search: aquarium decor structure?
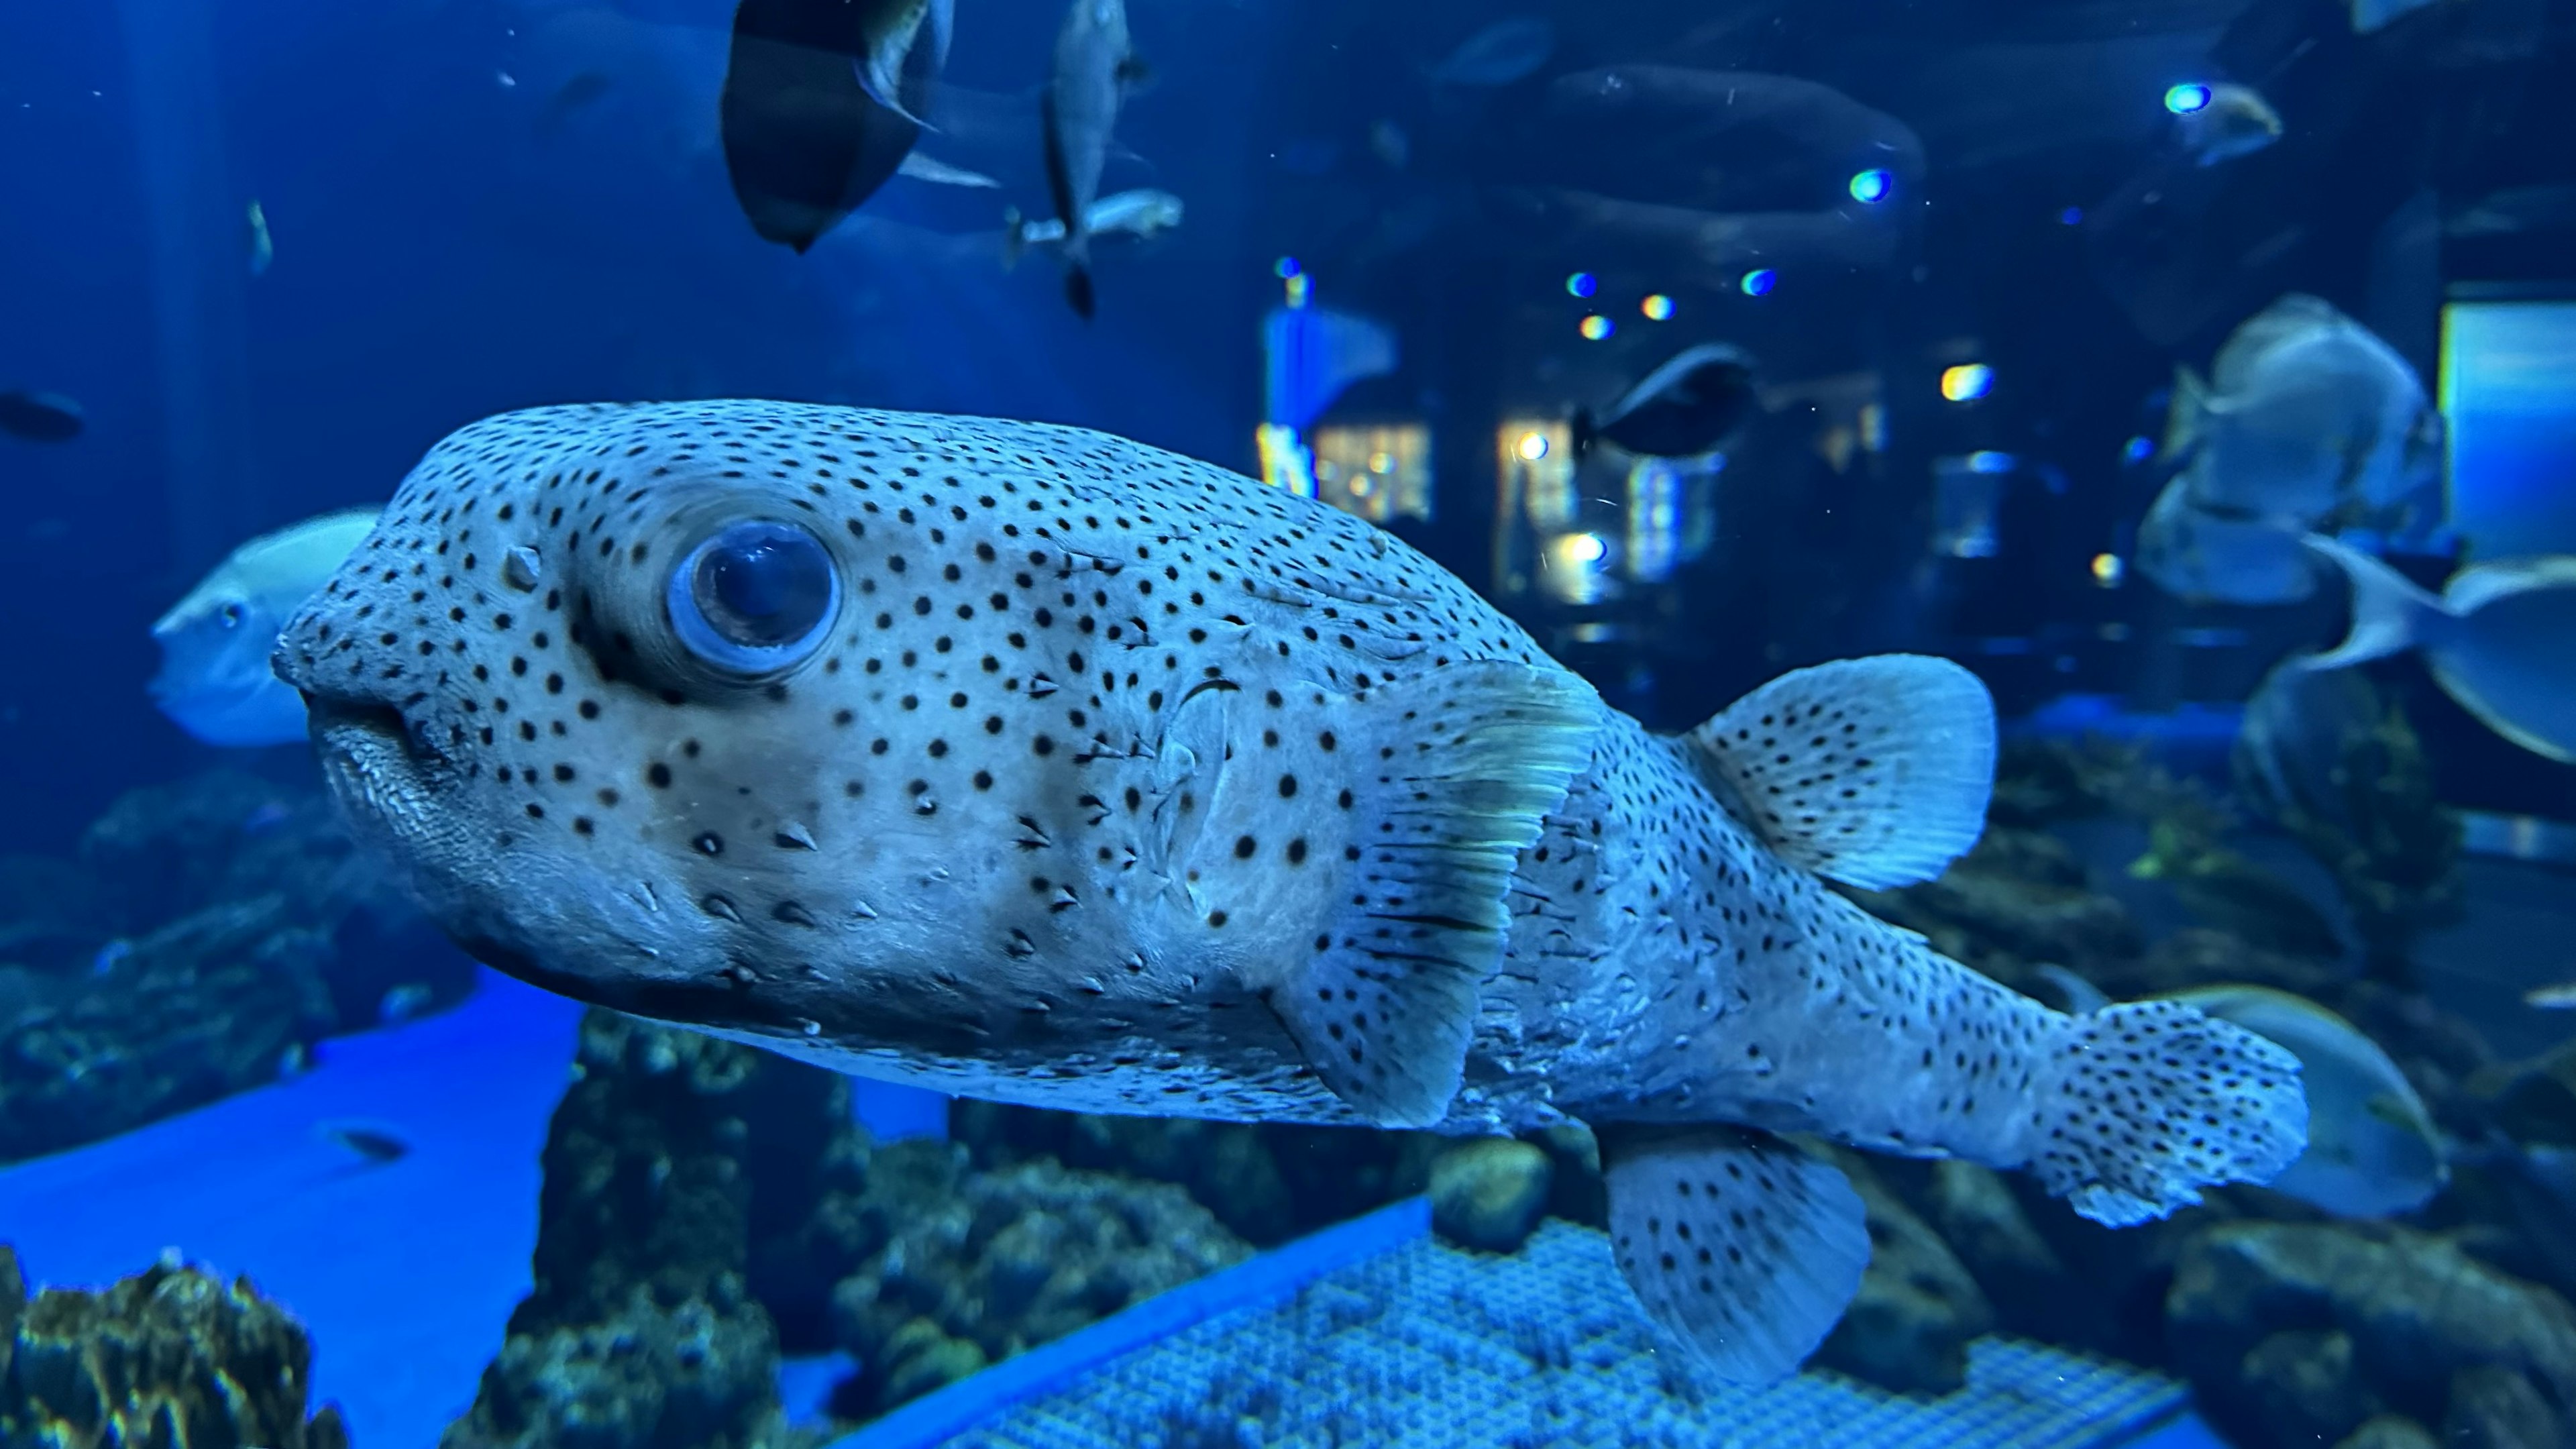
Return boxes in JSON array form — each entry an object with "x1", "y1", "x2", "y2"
[{"x1": 831, "y1": 1200, "x2": 2188, "y2": 1449}]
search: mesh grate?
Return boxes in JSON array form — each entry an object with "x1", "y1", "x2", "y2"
[{"x1": 842, "y1": 1210, "x2": 2184, "y2": 1449}]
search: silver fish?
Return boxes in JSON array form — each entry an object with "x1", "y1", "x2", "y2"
[
  {"x1": 152, "y1": 507, "x2": 380, "y2": 747},
  {"x1": 276, "y1": 401, "x2": 2308, "y2": 1386},
  {"x1": 1042, "y1": 0, "x2": 1145, "y2": 319},
  {"x1": 1002, "y1": 188, "x2": 1183, "y2": 270},
  {"x1": 2306, "y1": 537, "x2": 2576, "y2": 763}
]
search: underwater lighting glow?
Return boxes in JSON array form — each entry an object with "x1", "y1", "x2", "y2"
[
  {"x1": 1516, "y1": 431, "x2": 1550, "y2": 462},
  {"x1": 2059, "y1": 206, "x2": 2084, "y2": 225},
  {"x1": 1580, "y1": 315, "x2": 1614, "y2": 340},
  {"x1": 1739, "y1": 268, "x2": 1776, "y2": 297},
  {"x1": 1274, "y1": 256, "x2": 1302, "y2": 278},
  {"x1": 1940, "y1": 363, "x2": 1994, "y2": 402},
  {"x1": 2091, "y1": 552, "x2": 2125, "y2": 586},
  {"x1": 1966, "y1": 449, "x2": 2015, "y2": 474},
  {"x1": 2123, "y1": 435, "x2": 2156, "y2": 464},
  {"x1": 1564, "y1": 532, "x2": 1607, "y2": 564},
  {"x1": 2165, "y1": 83, "x2": 2212, "y2": 114},
  {"x1": 1849, "y1": 168, "x2": 1892, "y2": 203},
  {"x1": 1566, "y1": 272, "x2": 1597, "y2": 299},
  {"x1": 1641, "y1": 294, "x2": 1674, "y2": 321}
]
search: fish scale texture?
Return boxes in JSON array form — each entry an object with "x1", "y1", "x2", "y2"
[{"x1": 930, "y1": 1220, "x2": 2186, "y2": 1449}]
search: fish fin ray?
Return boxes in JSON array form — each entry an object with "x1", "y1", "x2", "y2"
[
  {"x1": 1267, "y1": 662, "x2": 1600, "y2": 1128},
  {"x1": 1684, "y1": 655, "x2": 1996, "y2": 891},
  {"x1": 2029, "y1": 1001, "x2": 2308, "y2": 1226},
  {"x1": 1600, "y1": 1123, "x2": 1870, "y2": 1386}
]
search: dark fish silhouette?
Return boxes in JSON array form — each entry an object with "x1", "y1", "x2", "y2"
[
  {"x1": 0, "y1": 390, "x2": 83, "y2": 443},
  {"x1": 720, "y1": 0, "x2": 953, "y2": 254},
  {"x1": 316, "y1": 1120, "x2": 411, "y2": 1164},
  {"x1": 1574, "y1": 343, "x2": 1760, "y2": 458}
]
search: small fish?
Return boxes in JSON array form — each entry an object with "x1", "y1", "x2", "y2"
[
  {"x1": 1001, "y1": 188, "x2": 1182, "y2": 270},
  {"x1": 245, "y1": 200, "x2": 274, "y2": 278},
  {"x1": 0, "y1": 390, "x2": 84, "y2": 443},
  {"x1": 1426, "y1": 16, "x2": 1555, "y2": 88},
  {"x1": 895, "y1": 151, "x2": 1000, "y2": 189},
  {"x1": 2304, "y1": 537, "x2": 2576, "y2": 763},
  {"x1": 316, "y1": 1120, "x2": 411, "y2": 1164},
  {"x1": 2039, "y1": 969, "x2": 2443, "y2": 1219},
  {"x1": 379, "y1": 981, "x2": 437, "y2": 1024},
  {"x1": 1574, "y1": 343, "x2": 1762, "y2": 459},
  {"x1": 279, "y1": 400, "x2": 2309, "y2": 1389},
  {"x1": 1042, "y1": 0, "x2": 1146, "y2": 318},
  {"x1": 2176, "y1": 83, "x2": 2284, "y2": 167},
  {"x1": 2527, "y1": 981, "x2": 2576, "y2": 1010},
  {"x1": 150, "y1": 508, "x2": 380, "y2": 748},
  {"x1": 721, "y1": 0, "x2": 953, "y2": 253},
  {"x1": 536, "y1": 69, "x2": 615, "y2": 138}
]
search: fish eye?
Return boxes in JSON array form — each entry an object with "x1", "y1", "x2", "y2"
[
  {"x1": 665, "y1": 519, "x2": 840, "y2": 675},
  {"x1": 219, "y1": 602, "x2": 245, "y2": 628}
]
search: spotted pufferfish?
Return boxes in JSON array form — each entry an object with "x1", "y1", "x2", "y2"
[{"x1": 276, "y1": 400, "x2": 2307, "y2": 1383}]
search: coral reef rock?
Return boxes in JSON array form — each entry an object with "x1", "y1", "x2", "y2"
[
  {"x1": 2169, "y1": 1222, "x2": 2576, "y2": 1449},
  {"x1": 1427, "y1": 1138, "x2": 1555, "y2": 1253},
  {"x1": 1816, "y1": 1154, "x2": 1996, "y2": 1395},
  {"x1": 0, "y1": 769, "x2": 472, "y2": 1166},
  {"x1": 443, "y1": 1010, "x2": 833, "y2": 1449},
  {"x1": 829, "y1": 1140, "x2": 1250, "y2": 1418},
  {"x1": 0, "y1": 1242, "x2": 350, "y2": 1449}
]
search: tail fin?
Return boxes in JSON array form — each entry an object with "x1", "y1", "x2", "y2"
[
  {"x1": 2303, "y1": 533, "x2": 2444, "y2": 670},
  {"x1": 2160, "y1": 365, "x2": 2210, "y2": 466},
  {"x1": 1001, "y1": 206, "x2": 1026, "y2": 271},
  {"x1": 1063, "y1": 237, "x2": 1095, "y2": 319},
  {"x1": 2029, "y1": 1001, "x2": 2308, "y2": 1227}
]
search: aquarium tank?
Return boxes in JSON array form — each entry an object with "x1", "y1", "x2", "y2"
[{"x1": 5, "y1": 0, "x2": 2576, "y2": 1446}]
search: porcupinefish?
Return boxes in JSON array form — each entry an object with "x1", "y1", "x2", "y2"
[{"x1": 274, "y1": 400, "x2": 2307, "y2": 1385}]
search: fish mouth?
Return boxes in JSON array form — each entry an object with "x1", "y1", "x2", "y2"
[{"x1": 302, "y1": 695, "x2": 450, "y2": 842}]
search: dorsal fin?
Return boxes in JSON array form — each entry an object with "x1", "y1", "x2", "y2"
[{"x1": 1684, "y1": 655, "x2": 1995, "y2": 891}]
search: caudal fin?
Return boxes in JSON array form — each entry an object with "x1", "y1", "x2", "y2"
[
  {"x1": 1065, "y1": 264, "x2": 1096, "y2": 319},
  {"x1": 2303, "y1": 533, "x2": 2443, "y2": 670},
  {"x1": 2028, "y1": 1000, "x2": 2308, "y2": 1227}
]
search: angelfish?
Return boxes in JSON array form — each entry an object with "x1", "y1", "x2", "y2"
[
  {"x1": 1042, "y1": 0, "x2": 1147, "y2": 318},
  {"x1": 276, "y1": 400, "x2": 2308, "y2": 1387}
]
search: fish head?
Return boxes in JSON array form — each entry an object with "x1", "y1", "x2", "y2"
[
  {"x1": 274, "y1": 400, "x2": 1167, "y2": 1058},
  {"x1": 150, "y1": 581, "x2": 309, "y2": 748}
]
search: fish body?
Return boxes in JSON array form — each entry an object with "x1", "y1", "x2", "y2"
[
  {"x1": 2528, "y1": 980, "x2": 2576, "y2": 1010},
  {"x1": 2306, "y1": 537, "x2": 2576, "y2": 763},
  {"x1": 245, "y1": 200, "x2": 275, "y2": 278},
  {"x1": 1002, "y1": 188, "x2": 1183, "y2": 268},
  {"x1": 152, "y1": 507, "x2": 380, "y2": 748},
  {"x1": 278, "y1": 400, "x2": 2306, "y2": 1385},
  {"x1": 2176, "y1": 83, "x2": 2284, "y2": 166},
  {"x1": 2140, "y1": 295, "x2": 2443, "y2": 605},
  {"x1": 1042, "y1": 0, "x2": 1141, "y2": 318},
  {"x1": 1575, "y1": 343, "x2": 1760, "y2": 459},
  {"x1": 1426, "y1": 17, "x2": 1556, "y2": 88},
  {"x1": 720, "y1": 0, "x2": 951, "y2": 252},
  {"x1": 317, "y1": 1120, "x2": 411, "y2": 1163},
  {"x1": 0, "y1": 390, "x2": 83, "y2": 443}
]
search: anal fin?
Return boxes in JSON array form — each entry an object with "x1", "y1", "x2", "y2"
[
  {"x1": 1684, "y1": 655, "x2": 1996, "y2": 891},
  {"x1": 1268, "y1": 661, "x2": 1599, "y2": 1129},
  {"x1": 1600, "y1": 1123, "x2": 1870, "y2": 1386}
]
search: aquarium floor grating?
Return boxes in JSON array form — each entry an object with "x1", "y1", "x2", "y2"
[{"x1": 838, "y1": 1203, "x2": 2186, "y2": 1449}]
